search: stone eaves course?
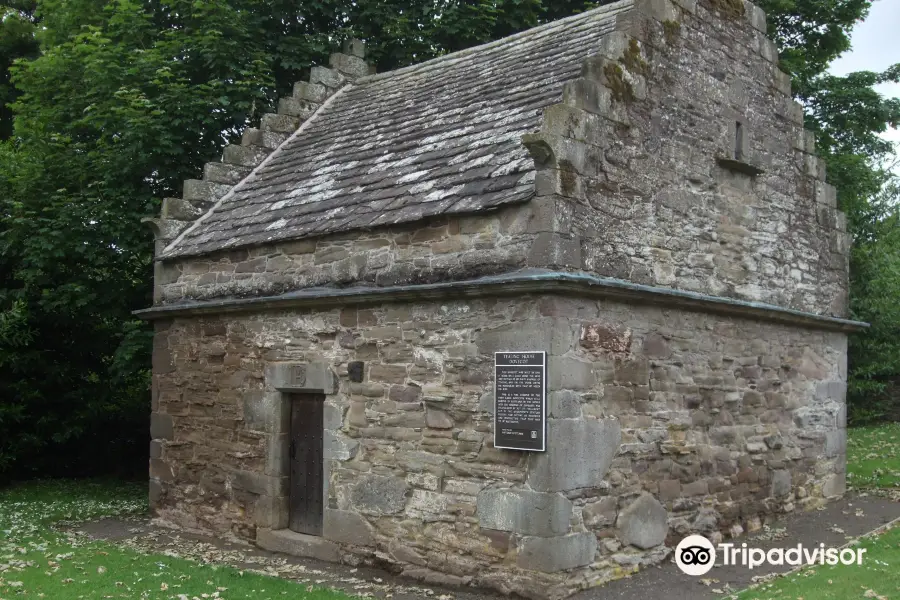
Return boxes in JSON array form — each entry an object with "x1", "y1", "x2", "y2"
[{"x1": 162, "y1": 1, "x2": 633, "y2": 258}]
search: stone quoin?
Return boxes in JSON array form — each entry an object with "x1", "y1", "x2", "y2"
[{"x1": 137, "y1": 0, "x2": 866, "y2": 598}]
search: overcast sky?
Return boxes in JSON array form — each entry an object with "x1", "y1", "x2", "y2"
[{"x1": 829, "y1": 0, "x2": 900, "y2": 150}]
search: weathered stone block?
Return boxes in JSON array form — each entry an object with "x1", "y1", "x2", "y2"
[
  {"x1": 825, "y1": 429, "x2": 846, "y2": 458},
  {"x1": 527, "y1": 418, "x2": 621, "y2": 492},
  {"x1": 350, "y1": 474, "x2": 409, "y2": 515},
  {"x1": 267, "y1": 362, "x2": 336, "y2": 393},
  {"x1": 425, "y1": 406, "x2": 454, "y2": 429},
  {"x1": 148, "y1": 479, "x2": 162, "y2": 506},
  {"x1": 161, "y1": 197, "x2": 203, "y2": 221},
  {"x1": 240, "y1": 128, "x2": 289, "y2": 150},
  {"x1": 293, "y1": 81, "x2": 329, "y2": 103},
  {"x1": 222, "y1": 144, "x2": 270, "y2": 167},
  {"x1": 822, "y1": 474, "x2": 846, "y2": 498},
  {"x1": 474, "y1": 318, "x2": 577, "y2": 357},
  {"x1": 253, "y1": 496, "x2": 289, "y2": 529},
  {"x1": 516, "y1": 532, "x2": 597, "y2": 573},
  {"x1": 548, "y1": 356, "x2": 596, "y2": 391},
  {"x1": 617, "y1": 493, "x2": 667, "y2": 549},
  {"x1": 150, "y1": 413, "x2": 174, "y2": 440},
  {"x1": 244, "y1": 391, "x2": 285, "y2": 433},
  {"x1": 342, "y1": 39, "x2": 366, "y2": 59},
  {"x1": 202, "y1": 161, "x2": 251, "y2": 184},
  {"x1": 582, "y1": 496, "x2": 617, "y2": 528},
  {"x1": 581, "y1": 322, "x2": 632, "y2": 354},
  {"x1": 477, "y1": 488, "x2": 572, "y2": 537},
  {"x1": 152, "y1": 337, "x2": 175, "y2": 374},
  {"x1": 771, "y1": 470, "x2": 792, "y2": 497},
  {"x1": 549, "y1": 390, "x2": 582, "y2": 418},
  {"x1": 329, "y1": 53, "x2": 371, "y2": 78},
  {"x1": 257, "y1": 527, "x2": 340, "y2": 562},
  {"x1": 277, "y1": 97, "x2": 319, "y2": 119},
  {"x1": 232, "y1": 470, "x2": 288, "y2": 497},
  {"x1": 325, "y1": 431, "x2": 358, "y2": 460},
  {"x1": 309, "y1": 66, "x2": 346, "y2": 89},
  {"x1": 323, "y1": 509, "x2": 374, "y2": 546},
  {"x1": 149, "y1": 458, "x2": 174, "y2": 482},
  {"x1": 260, "y1": 113, "x2": 301, "y2": 134},
  {"x1": 527, "y1": 232, "x2": 582, "y2": 268}
]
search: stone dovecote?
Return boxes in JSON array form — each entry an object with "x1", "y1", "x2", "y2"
[{"x1": 138, "y1": 1, "x2": 865, "y2": 598}]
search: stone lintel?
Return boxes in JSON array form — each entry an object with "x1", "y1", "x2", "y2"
[{"x1": 267, "y1": 361, "x2": 336, "y2": 393}]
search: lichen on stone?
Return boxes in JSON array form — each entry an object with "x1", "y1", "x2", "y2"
[
  {"x1": 709, "y1": 0, "x2": 745, "y2": 19},
  {"x1": 604, "y1": 62, "x2": 635, "y2": 103},
  {"x1": 622, "y1": 39, "x2": 649, "y2": 75},
  {"x1": 663, "y1": 20, "x2": 681, "y2": 45}
]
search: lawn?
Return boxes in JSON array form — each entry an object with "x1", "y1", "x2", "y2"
[
  {"x1": 736, "y1": 423, "x2": 900, "y2": 600},
  {"x1": 733, "y1": 524, "x2": 900, "y2": 600},
  {"x1": 847, "y1": 422, "x2": 900, "y2": 490},
  {"x1": 0, "y1": 480, "x2": 356, "y2": 600}
]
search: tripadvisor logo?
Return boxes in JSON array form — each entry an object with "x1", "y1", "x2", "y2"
[
  {"x1": 676, "y1": 535, "x2": 717, "y2": 576},
  {"x1": 675, "y1": 534, "x2": 867, "y2": 576}
]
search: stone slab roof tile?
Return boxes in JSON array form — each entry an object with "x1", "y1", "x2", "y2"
[{"x1": 163, "y1": 0, "x2": 632, "y2": 258}]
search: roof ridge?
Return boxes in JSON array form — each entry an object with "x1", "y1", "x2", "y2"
[
  {"x1": 161, "y1": 84, "x2": 355, "y2": 257},
  {"x1": 357, "y1": 0, "x2": 635, "y2": 85}
]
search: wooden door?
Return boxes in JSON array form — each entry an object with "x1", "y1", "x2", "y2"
[{"x1": 288, "y1": 394, "x2": 324, "y2": 535}]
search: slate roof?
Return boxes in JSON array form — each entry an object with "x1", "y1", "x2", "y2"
[{"x1": 163, "y1": 1, "x2": 632, "y2": 258}]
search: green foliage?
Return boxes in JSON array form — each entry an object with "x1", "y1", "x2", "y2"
[
  {"x1": 0, "y1": 0, "x2": 275, "y2": 479},
  {"x1": 757, "y1": 0, "x2": 871, "y2": 93},
  {"x1": 0, "y1": 1, "x2": 39, "y2": 139}
]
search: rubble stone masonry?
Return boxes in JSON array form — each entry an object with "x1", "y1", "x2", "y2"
[{"x1": 150, "y1": 294, "x2": 847, "y2": 598}]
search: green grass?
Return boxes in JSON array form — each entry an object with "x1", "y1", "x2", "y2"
[
  {"x1": 735, "y1": 423, "x2": 900, "y2": 599},
  {"x1": 734, "y1": 525, "x2": 900, "y2": 600},
  {"x1": 0, "y1": 480, "x2": 356, "y2": 600},
  {"x1": 847, "y1": 422, "x2": 900, "y2": 489}
]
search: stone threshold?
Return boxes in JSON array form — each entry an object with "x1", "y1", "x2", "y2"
[
  {"x1": 134, "y1": 268, "x2": 868, "y2": 333},
  {"x1": 256, "y1": 527, "x2": 341, "y2": 563}
]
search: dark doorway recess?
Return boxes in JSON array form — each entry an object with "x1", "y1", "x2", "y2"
[{"x1": 288, "y1": 394, "x2": 324, "y2": 535}]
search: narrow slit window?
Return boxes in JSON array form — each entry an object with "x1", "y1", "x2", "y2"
[{"x1": 734, "y1": 121, "x2": 744, "y2": 161}]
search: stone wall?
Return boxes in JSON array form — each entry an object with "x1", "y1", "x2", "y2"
[
  {"x1": 150, "y1": 292, "x2": 847, "y2": 598},
  {"x1": 522, "y1": 0, "x2": 850, "y2": 318},
  {"x1": 154, "y1": 206, "x2": 536, "y2": 305}
]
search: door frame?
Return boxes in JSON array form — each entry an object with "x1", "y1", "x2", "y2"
[{"x1": 257, "y1": 361, "x2": 346, "y2": 535}]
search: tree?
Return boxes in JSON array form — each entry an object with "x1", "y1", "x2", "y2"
[{"x1": 0, "y1": 1, "x2": 39, "y2": 140}]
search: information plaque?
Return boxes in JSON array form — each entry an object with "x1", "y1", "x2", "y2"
[{"x1": 493, "y1": 351, "x2": 547, "y2": 452}]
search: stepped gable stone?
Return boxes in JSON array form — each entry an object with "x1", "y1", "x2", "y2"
[{"x1": 160, "y1": 4, "x2": 630, "y2": 258}]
